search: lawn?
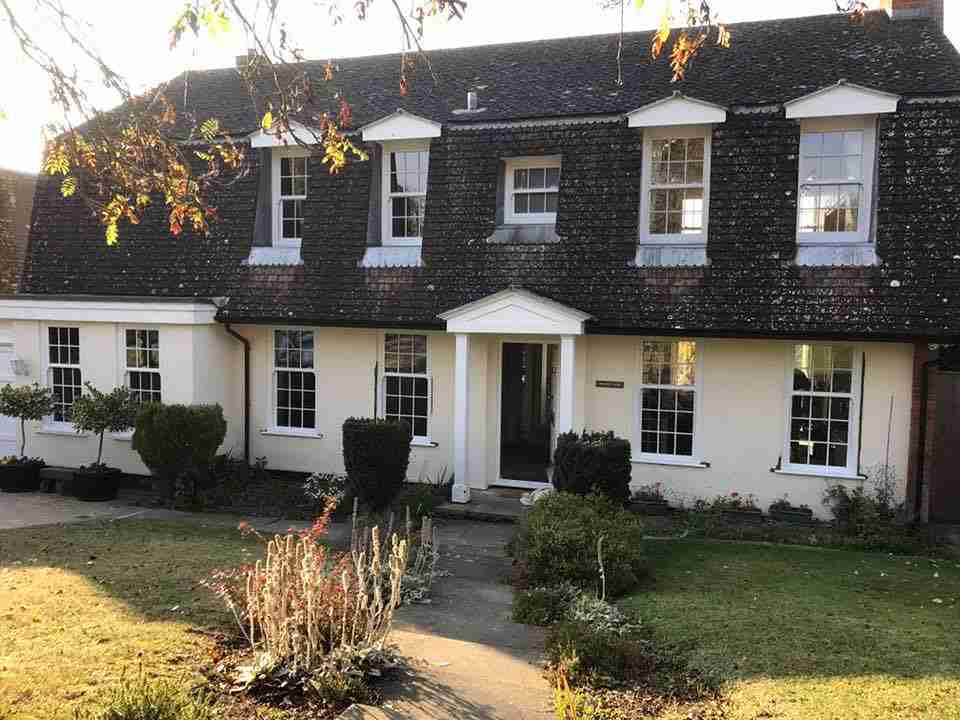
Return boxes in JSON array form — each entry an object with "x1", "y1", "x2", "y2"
[
  {"x1": 0, "y1": 519, "x2": 261, "y2": 720},
  {"x1": 624, "y1": 540, "x2": 960, "y2": 720}
]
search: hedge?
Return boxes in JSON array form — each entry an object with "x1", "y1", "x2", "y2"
[
  {"x1": 552, "y1": 430, "x2": 631, "y2": 504},
  {"x1": 342, "y1": 417, "x2": 412, "y2": 511}
]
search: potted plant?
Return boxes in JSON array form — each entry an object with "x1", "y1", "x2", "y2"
[
  {"x1": 65, "y1": 383, "x2": 138, "y2": 501},
  {"x1": 0, "y1": 383, "x2": 55, "y2": 492},
  {"x1": 630, "y1": 482, "x2": 670, "y2": 515},
  {"x1": 769, "y1": 496, "x2": 815, "y2": 524},
  {"x1": 713, "y1": 492, "x2": 764, "y2": 525}
]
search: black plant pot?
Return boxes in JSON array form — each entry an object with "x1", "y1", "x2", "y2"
[
  {"x1": 67, "y1": 467, "x2": 121, "y2": 502},
  {"x1": 0, "y1": 463, "x2": 42, "y2": 492}
]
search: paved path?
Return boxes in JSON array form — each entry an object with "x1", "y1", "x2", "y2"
[{"x1": 0, "y1": 493, "x2": 552, "y2": 719}]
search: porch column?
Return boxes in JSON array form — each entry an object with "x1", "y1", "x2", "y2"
[
  {"x1": 557, "y1": 335, "x2": 576, "y2": 434},
  {"x1": 452, "y1": 333, "x2": 471, "y2": 503}
]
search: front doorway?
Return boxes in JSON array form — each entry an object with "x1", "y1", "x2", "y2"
[{"x1": 499, "y1": 342, "x2": 558, "y2": 487}]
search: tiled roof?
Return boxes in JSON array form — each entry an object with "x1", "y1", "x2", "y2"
[
  {"x1": 18, "y1": 11, "x2": 960, "y2": 340},
  {"x1": 160, "y1": 11, "x2": 960, "y2": 134}
]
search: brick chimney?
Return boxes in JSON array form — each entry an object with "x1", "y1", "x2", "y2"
[{"x1": 879, "y1": 0, "x2": 944, "y2": 31}]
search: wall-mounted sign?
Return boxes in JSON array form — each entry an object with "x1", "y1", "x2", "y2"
[{"x1": 595, "y1": 380, "x2": 624, "y2": 389}]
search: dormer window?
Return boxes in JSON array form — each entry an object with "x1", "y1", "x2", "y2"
[
  {"x1": 639, "y1": 127, "x2": 711, "y2": 245},
  {"x1": 382, "y1": 141, "x2": 429, "y2": 245},
  {"x1": 796, "y1": 118, "x2": 875, "y2": 244},
  {"x1": 504, "y1": 157, "x2": 561, "y2": 224},
  {"x1": 272, "y1": 148, "x2": 308, "y2": 248}
]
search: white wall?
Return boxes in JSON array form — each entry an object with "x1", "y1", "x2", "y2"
[
  {"x1": 242, "y1": 325, "x2": 456, "y2": 481},
  {"x1": 9, "y1": 320, "x2": 242, "y2": 472},
  {"x1": 583, "y1": 336, "x2": 914, "y2": 517},
  {"x1": 4, "y1": 316, "x2": 916, "y2": 516}
]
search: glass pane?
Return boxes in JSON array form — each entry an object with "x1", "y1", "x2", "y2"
[
  {"x1": 545, "y1": 167, "x2": 560, "y2": 188},
  {"x1": 514, "y1": 168, "x2": 528, "y2": 189},
  {"x1": 800, "y1": 133, "x2": 823, "y2": 156},
  {"x1": 529, "y1": 193, "x2": 545, "y2": 213},
  {"x1": 545, "y1": 193, "x2": 558, "y2": 213},
  {"x1": 668, "y1": 162, "x2": 685, "y2": 184},
  {"x1": 790, "y1": 442, "x2": 809, "y2": 464},
  {"x1": 676, "y1": 412, "x2": 693, "y2": 434},
  {"x1": 829, "y1": 421, "x2": 848, "y2": 443},
  {"x1": 687, "y1": 138, "x2": 704, "y2": 160},
  {"x1": 676, "y1": 434, "x2": 693, "y2": 456},
  {"x1": 687, "y1": 161, "x2": 703, "y2": 183},
  {"x1": 833, "y1": 370, "x2": 852, "y2": 394},
  {"x1": 830, "y1": 397, "x2": 850, "y2": 420},
  {"x1": 514, "y1": 194, "x2": 528, "y2": 214},
  {"x1": 828, "y1": 443, "x2": 848, "y2": 467},
  {"x1": 822, "y1": 132, "x2": 844, "y2": 156},
  {"x1": 811, "y1": 442, "x2": 828, "y2": 466},
  {"x1": 641, "y1": 432, "x2": 658, "y2": 453}
]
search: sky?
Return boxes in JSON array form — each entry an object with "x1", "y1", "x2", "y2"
[{"x1": 1, "y1": 0, "x2": 958, "y2": 174}]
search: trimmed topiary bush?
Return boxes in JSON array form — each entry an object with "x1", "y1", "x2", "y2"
[
  {"x1": 132, "y1": 403, "x2": 227, "y2": 504},
  {"x1": 552, "y1": 430, "x2": 631, "y2": 504},
  {"x1": 512, "y1": 491, "x2": 647, "y2": 598},
  {"x1": 342, "y1": 417, "x2": 412, "y2": 511}
]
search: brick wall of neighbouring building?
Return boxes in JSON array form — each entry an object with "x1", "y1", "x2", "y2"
[{"x1": 0, "y1": 169, "x2": 37, "y2": 293}]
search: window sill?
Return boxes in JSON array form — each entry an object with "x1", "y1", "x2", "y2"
[
  {"x1": 411, "y1": 438, "x2": 439, "y2": 448},
  {"x1": 260, "y1": 428, "x2": 325, "y2": 439},
  {"x1": 632, "y1": 456, "x2": 709, "y2": 469},
  {"x1": 771, "y1": 467, "x2": 866, "y2": 481},
  {"x1": 485, "y1": 224, "x2": 559, "y2": 245},
  {"x1": 38, "y1": 425, "x2": 87, "y2": 437},
  {"x1": 111, "y1": 431, "x2": 134, "y2": 442},
  {"x1": 634, "y1": 245, "x2": 708, "y2": 268}
]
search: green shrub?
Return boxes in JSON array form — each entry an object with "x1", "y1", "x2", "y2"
[
  {"x1": 0, "y1": 383, "x2": 55, "y2": 458},
  {"x1": 546, "y1": 620, "x2": 658, "y2": 686},
  {"x1": 512, "y1": 582, "x2": 580, "y2": 626},
  {"x1": 342, "y1": 417, "x2": 412, "y2": 511},
  {"x1": 552, "y1": 431, "x2": 631, "y2": 504},
  {"x1": 73, "y1": 675, "x2": 215, "y2": 720},
  {"x1": 132, "y1": 403, "x2": 227, "y2": 504},
  {"x1": 513, "y1": 492, "x2": 646, "y2": 598}
]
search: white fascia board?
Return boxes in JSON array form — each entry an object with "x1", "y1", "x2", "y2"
[
  {"x1": 784, "y1": 81, "x2": 900, "y2": 119},
  {"x1": 249, "y1": 120, "x2": 322, "y2": 148},
  {"x1": 0, "y1": 298, "x2": 218, "y2": 325},
  {"x1": 439, "y1": 288, "x2": 592, "y2": 335},
  {"x1": 361, "y1": 109, "x2": 442, "y2": 142},
  {"x1": 626, "y1": 93, "x2": 727, "y2": 128}
]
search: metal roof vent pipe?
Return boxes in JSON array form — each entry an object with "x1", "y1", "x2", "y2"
[{"x1": 467, "y1": 91, "x2": 479, "y2": 111}]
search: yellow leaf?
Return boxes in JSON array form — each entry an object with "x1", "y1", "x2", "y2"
[
  {"x1": 105, "y1": 222, "x2": 119, "y2": 246},
  {"x1": 261, "y1": 111, "x2": 273, "y2": 131},
  {"x1": 60, "y1": 176, "x2": 77, "y2": 198}
]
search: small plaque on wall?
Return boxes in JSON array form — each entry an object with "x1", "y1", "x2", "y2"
[{"x1": 595, "y1": 380, "x2": 624, "y2": 389}]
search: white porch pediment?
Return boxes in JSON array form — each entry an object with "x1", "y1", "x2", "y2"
[
  {"x1": 438, "y1": 288, "x2": 592, "y2": 335},
  {"x1": 626, "y1": 92, "x2": 727, "y2": 128},
  {"x1": 360, "y1": 109, "x2": 442, "y2": 142},
  {"x1": 784, "y1": 80, "x2": 900, "y2": 119}
]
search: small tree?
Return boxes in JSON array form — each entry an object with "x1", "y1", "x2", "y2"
[
  {"x1": 0, "y1": 383, "x2": 55, "y2": 458},
  {"x1": 132, "y1": 403, "x2": 227, "y2": 504},
  {"x1": 70, "y1": 383, "x2": 139, "y2": 467}
]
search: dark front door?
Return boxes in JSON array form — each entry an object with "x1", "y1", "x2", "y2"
[{"x1": 500, "y1": 342, "x2": 553, "y2": 485}]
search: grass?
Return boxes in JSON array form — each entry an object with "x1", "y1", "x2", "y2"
[
  {"x1": 0, "y1": 519, "x2": 262, "y2": 720},
  {"x1": 623, "y1": 540, "x2": 960, "y2": 720}
]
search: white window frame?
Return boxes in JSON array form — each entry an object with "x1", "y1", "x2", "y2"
[
  {"x1": 380, "y1": 332, "x2": 433, "y2": 444},
  {"x1": 633, "y1": 338, "x2": 704, "y2": 465},
  {"x1": 271, "y1": 147, "x2": 309, "y2": 249},
  {"x1": 796, "y1": 116, "x2": 876, "y2": 245},
  {"x1": 123, "y1": 328, "x2": 162, "y2": 405},
  {"x1": 44, "y1": 325, "x2": 82, "y2": 430},
  {"x1": 504, "y1": 156, "x2": 562, "y2": 225},
  {"x1": 269, "y1": 328, "x2": 320, "y2": 436},
  {"x1": 639, "y1": 125, "x2": 712, "y2": 245},
  {"x1": 781, "y1": 343, "x2": 862, "y2": 478},
  {"x1": 381, "y1": 140, "x2": 430, "y2": 247}
]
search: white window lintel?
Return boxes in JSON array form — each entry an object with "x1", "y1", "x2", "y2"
[
  {"x1": 785, "y1": 80, "x2": 900, "y2": 120},
  {"x1": 626, "y1": 92, "x2": 727, "y2": 128},
  {"x1": 361, "y1": 109, "x2": 441, "y2": 142}
]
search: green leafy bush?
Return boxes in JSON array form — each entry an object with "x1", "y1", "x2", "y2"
[
  {"x1": 512, "y1": 582, "x2": 580, "y2": 626},
  {"x1": 342, "y1": 417, "x2": 411, "y2": 511},
  {"x1": 552, "y1": 431, "x2": 631, "y2": 504},
  {"x1": 71, "y1": 383, "x2": 139, "y2": 467},
  {"x1": 73, "y1": 674, "x2": 215, "y2": 720},
  {"x1": 513, "y1": 492, "x2": 646, "y2": 598},
  {"x1": 0, "y1": 383, "x2": 55, "y2": 458},
  {"x1": 546, "y1": 619, "x2": 659, "y2": 686},
  {"x1": 132, "y1": 403, "x2": 227, "y2": 503}
]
